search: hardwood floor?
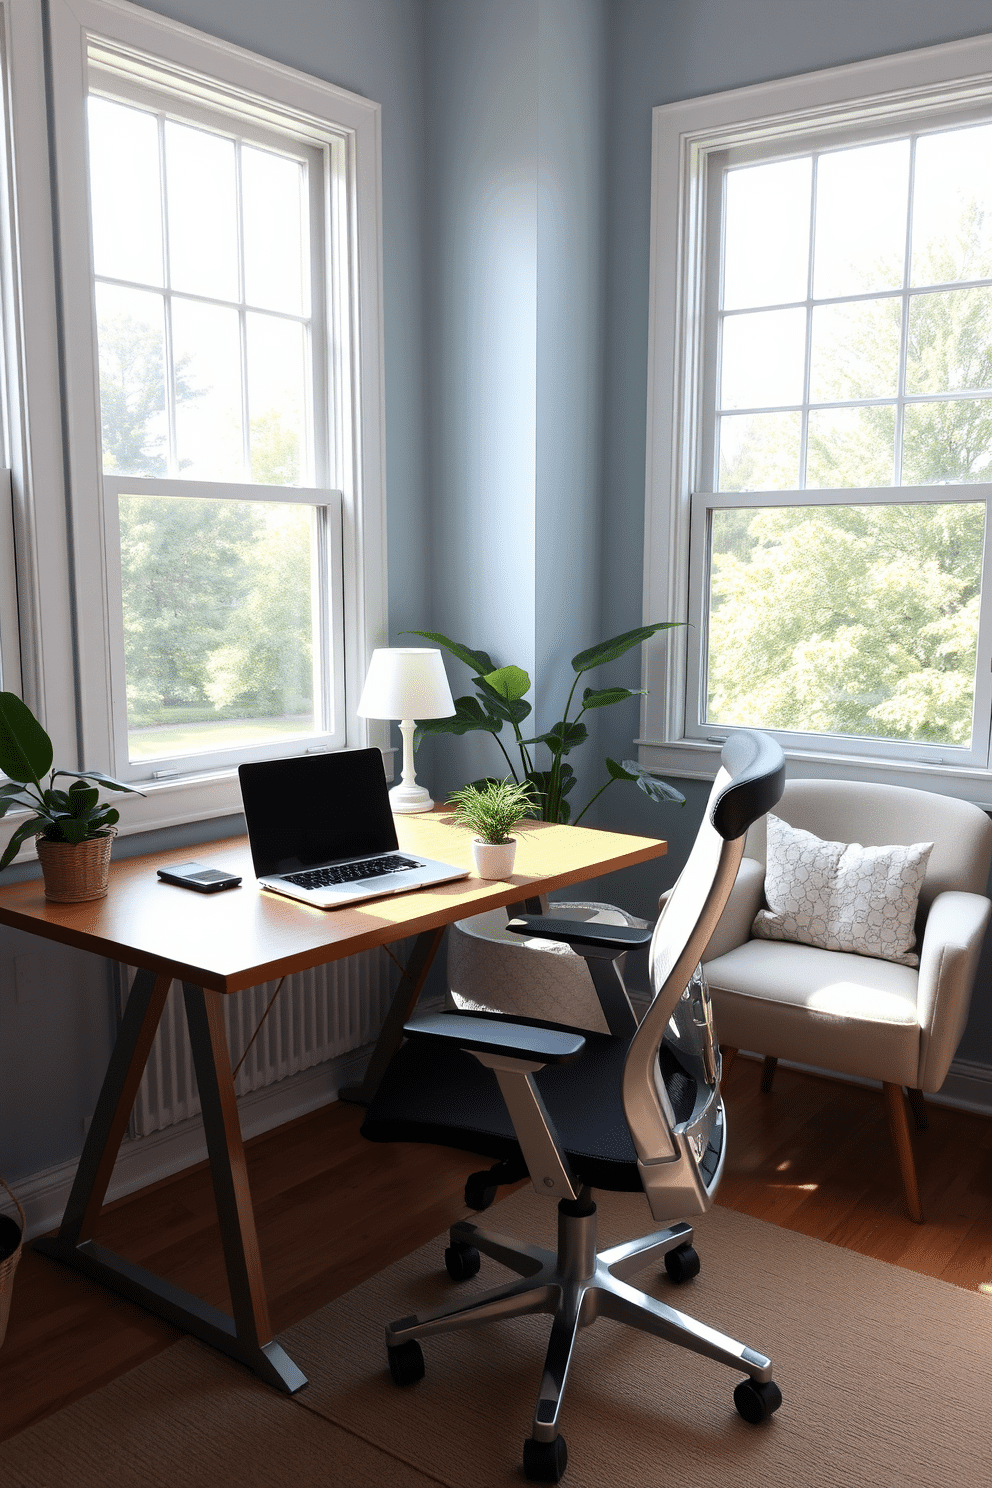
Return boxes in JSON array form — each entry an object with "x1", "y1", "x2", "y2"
[{"x1": 3, "y1": 1058, "x2": 992, "y2": 1443}]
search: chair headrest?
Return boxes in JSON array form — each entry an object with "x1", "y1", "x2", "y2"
[{"x1": 711, "y1": 730, "x2": 786, "y2": 841}]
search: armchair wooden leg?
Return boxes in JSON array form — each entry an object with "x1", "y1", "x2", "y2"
[
  {"x1": 719, "y1": 1046, "x2": 737, "y2": 1081},
  {"x1": 759, "y1": 1056, "x2": 778, "y2": 1093},
  {"x1": 907, "y1": 1087, "x2": 929, "y2": 1131},
  {"x1": 883, "y1": 1082, "x2": 924, "y2": 1224}
]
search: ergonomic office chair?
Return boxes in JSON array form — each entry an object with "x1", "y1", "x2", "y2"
[{"x1": 362, "y1": 730, "x2": 786, "y2": 1483}]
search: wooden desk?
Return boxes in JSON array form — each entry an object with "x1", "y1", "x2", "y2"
[{"x1": 0, "y1": 814, "x2": 665, "y2": 1392}]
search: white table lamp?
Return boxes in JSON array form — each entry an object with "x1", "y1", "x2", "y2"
[{"x1": 357, "y1": 648, "x2": 455, "y2": 813}]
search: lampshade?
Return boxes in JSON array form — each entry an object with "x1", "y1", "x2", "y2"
[{"x1": 357, "y1": 648, "x2": 454, "y2": 721}]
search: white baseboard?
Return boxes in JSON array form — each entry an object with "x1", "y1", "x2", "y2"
[
  {"x1": 735, "y1": 1051, "x2": 992, "y2": 1116},
  {"x1": 14, "y1": 1041, "x2": 374, "y2": 1241}
]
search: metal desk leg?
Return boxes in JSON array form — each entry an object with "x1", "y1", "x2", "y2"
[
  {"x1": 339, "y1": 925, "x2": 445, "y2": 1105},
  {"x1": 34, "y1": 967, "x2": 306, "y2": 1394}
]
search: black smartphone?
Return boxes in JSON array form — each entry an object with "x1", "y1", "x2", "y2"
[{"x1": 157, "y1": 861, "x2": 242, "y2": 893}]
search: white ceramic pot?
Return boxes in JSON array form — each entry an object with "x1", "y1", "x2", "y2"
[{"x1": 471, "y1": 837, "x2": 517, "y2": 880}]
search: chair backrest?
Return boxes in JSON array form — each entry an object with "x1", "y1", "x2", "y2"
[
  {"x1": 743, "y1": 778, "x2": 992, "y2": 919},
  {"x1": 622, "y1": 730, "x2": 785, "y2": 1166}
]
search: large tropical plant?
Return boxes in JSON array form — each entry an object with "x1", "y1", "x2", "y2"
[
  {"x1": 407, "y1": 624, "x2": 684, "y2": 824},
  {"x1": 0, "y1": 692, "x2": 142, "y2": 870}
]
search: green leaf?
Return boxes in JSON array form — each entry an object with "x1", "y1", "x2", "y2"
[
  {"x1": 472, "y1": 676, "x2": 532, "y2": 726},
  {"x1": 52, "y1": 769, "x2": 143, "y2": 795},
  {"x1": 68, "y1": 785, "x2": 100, "y2": 816},
  {"x1": 571, "y1": 621, "x2": 683, "y2": 675},
  {"x1": 413, "y1": 695, "x2": 502, "y2": 750},
  {"x1": 43, "y1": 789, "x2": 72, "y2": 812},
  {"x1": 401, "y1": 631, "x2": 495, "y2": 676},
  {"x1": 0, "y1": 789, "x2": 41, "y2": 818},
  {"x1": 481, "y1": 665, "x2": 531, "y2": 701},
  {"x1": 89, "y1": 807, "x2": 120, "y2": 830},
  {"x1": 546, "y1": 720, "x2": 587, "y2": 756},
  {"x1": 53, "y1": 814, "x2": 95, "y2": 844},
  {"x1": 524, "y1": 764, "x2": 576, "y2": 821},
  {"x1": 606, "y1": 756, "x2": 638, "y2": 781},
  {"x1": 620, "y1": 759, "x2": 686, "y2": 806},
  {"x1": 519, "y1": 722, "x2": 588, "y2": 755},
  {"x1": 581, "y1": 686, "x2": 646, "y2": 710},
  {"x1": 0, "y1": 691, "x2": 53, "y2": 784},
  {"x1": 0, "y1": 814, "x2": 47, "y2": 870}
]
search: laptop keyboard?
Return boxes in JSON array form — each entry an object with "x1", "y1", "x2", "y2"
[{"x1": 283, "y1": 855, "x2": 421, "y2": 890}]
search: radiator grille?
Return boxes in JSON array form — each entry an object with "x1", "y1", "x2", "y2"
[{"x1": 126, "y1": 947, "x2": 403, "y2": 1136}]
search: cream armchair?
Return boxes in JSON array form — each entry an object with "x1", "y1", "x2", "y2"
[{"x1": 704, "y1": 779, "x2": 992, "y2": 1223}]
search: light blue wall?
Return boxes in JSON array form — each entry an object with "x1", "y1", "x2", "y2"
[
  {"x1": 423, "y1": 0, "x2": 610, "y2": 803},
  {"x1": 422, "y1": 0, "x2": 539, "y2": 787}
]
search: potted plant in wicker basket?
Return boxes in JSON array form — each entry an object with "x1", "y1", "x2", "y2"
[
  {"x1": 447, "y1": 777, "x2": 537, "y2": 880},
  {"x1": 0, "y1": 691, "x2": 142, "y2": 901}
]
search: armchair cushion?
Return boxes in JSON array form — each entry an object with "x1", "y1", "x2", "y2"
[
  {"x1": 706, "y1": 940, "x2": 921, "y2": 1086},
  {"x1": 752, "y1": 814, "x2": 932, "y2": 966}
]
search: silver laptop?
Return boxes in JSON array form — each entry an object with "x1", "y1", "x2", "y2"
[{"x1": 238, "y1": 749, "x2": 468, "y2": 908}]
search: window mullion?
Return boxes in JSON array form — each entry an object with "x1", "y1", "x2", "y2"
[{"x1": 157, "y1": 113, "x2": 179, "y2": 479}]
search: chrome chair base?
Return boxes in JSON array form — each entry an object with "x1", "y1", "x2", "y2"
[{"x1": 385, "y1": 1193, "x2": 775, "y2": 1447}]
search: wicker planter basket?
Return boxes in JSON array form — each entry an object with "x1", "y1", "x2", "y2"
[
  {"x1": 36, "y1": 827, "x2": 117, "y2": 903},
  {"x1": 0, "y1": 1176, "x2": 25, "y2": 1352}
]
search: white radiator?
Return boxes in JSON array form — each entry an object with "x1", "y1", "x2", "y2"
[{"x1": 124, "y1": 948, "x2": 404, "y2": 1137}]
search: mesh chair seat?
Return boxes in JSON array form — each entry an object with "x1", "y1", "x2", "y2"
[{"x1": 363, "y1": 1012, "x2": 699, "y2": 1193}]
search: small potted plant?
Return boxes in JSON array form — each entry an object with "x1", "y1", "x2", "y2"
[
  {"x1": 0, "y1": 691, "x2": 142, "y2": 902},
  {"x1": 447, "y1": 777, "x2": 537, "y2": 880}
]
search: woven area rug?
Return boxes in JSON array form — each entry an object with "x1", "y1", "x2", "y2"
[{"x1": 7, "y1": 1189, "x2": 991, "y2": 1487}]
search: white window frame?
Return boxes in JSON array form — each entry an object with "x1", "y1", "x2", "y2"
[
  {"x1": 46, "y1": 0, "x2": 387, "y2": 833},
  {"x1": 0, "y1": 0, "x2": 77, "y2": 784},
  {"x1": 642, "y1": 30, "x2": 992, "y2": 803}
]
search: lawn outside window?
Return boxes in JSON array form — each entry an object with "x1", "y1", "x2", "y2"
[{"x1": 642, "y1": 31, "x2": 992, "y2": 800}]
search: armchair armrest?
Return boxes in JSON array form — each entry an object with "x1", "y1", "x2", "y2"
[
  {"x1": 506, "y1": 915, "x2": 653, "y2": 958},
  {"x1": 916, "y1": 890, "x2": 992, "y2": 1092},
  {"x1": 701, "y1": 856, "x2": 766, "y2": 965},
  {"x1": 403, "y1": 1012, "x2": 586, "y2": 1065}
]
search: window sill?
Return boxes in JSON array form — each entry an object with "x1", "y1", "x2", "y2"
[{"x1": 636, "y1": 736, "x2": 992, "y2": 811}]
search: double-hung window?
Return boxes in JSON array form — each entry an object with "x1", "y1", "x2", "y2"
[
  {"x1": 643, "y1": 33, "x2": 992, "y2": 795},
  {"x1": 47, "y1": 0, "x2": 385, "y2": 822}
]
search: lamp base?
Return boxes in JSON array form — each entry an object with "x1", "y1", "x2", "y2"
[{"x1": 389, "y1": 781, "x2": 435, "y2": 814}]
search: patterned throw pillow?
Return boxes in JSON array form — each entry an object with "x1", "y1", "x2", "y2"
[{"x1": 752, "y1": 814, "x2": 933, "y2": 966}]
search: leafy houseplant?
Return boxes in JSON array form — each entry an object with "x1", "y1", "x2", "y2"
[
  {"x1": 0, "y1": 691, "x2": 142, "y2": 899},
  {"x1": 447, "y1": 778, "x2": 537, "y2": 880},
  {"x1": 408, "y1": 624, "x2": 685, "y2": 824}
]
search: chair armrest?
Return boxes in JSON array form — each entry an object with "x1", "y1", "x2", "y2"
[
  {"x1": 403, "y1": 1012, "x2": 586, "y2": 1065},
  {"x1": 916, "y1": 890, "x2": 992, "y2": 1091},
  {"x1": 701, "y1": 856, "x2": 766, "y2": 964},
  {"x1": 506, "y1": 915, "x2": 653, "y2": 958}
]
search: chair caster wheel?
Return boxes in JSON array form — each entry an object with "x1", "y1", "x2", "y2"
[
  {"x1": 445, "y1": 1242, "x2": 481, "y2": 1281},
  {"x1": 387, "y1": 1339, "x2": 425, "y2": 1387},
  {"x1": 464, "y1": 1171, "x2": 498, "y2": 1211},
  {"x1": 663, "y1": 1243, "x2": 700, "y2": 1284},
  {"x1": 523, "y1": 1433, "x2": 567, "y2": 1482},
  {"x1": 733, "y1": 1377, "x2": 782, "y2": 1423}
]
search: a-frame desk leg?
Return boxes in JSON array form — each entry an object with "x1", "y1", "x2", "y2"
[{"x1": 33, "y1": 966, "x2": 306, "y2": 1393}]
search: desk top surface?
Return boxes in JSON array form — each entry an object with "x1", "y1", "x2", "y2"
[{"x1": 0, "y1": 813, "x2": 666, "y2": 992}]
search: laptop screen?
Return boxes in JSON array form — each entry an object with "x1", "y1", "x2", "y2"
[{"x1": 239, "y1": 749, "x2": 400, "y2": 876}]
